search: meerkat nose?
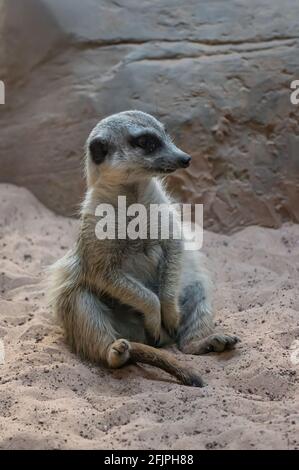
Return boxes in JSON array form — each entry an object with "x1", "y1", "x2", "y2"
[{"x1": 178, "y1": 154, "x2": 192, "y2": 168}]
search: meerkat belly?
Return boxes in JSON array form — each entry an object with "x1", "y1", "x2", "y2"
[
  {"x1": 121, "y1": 243, "x2": 162, "y2": 294},
  {"x1": 101, "y1": 244, "x2": 163, "y2": 344}
]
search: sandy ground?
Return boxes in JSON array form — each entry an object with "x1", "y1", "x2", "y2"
[{"x1": 0, "y1": 183, "x2": 298, "y2": 450}]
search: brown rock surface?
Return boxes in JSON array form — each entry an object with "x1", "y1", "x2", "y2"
[{"x1": 0, "y1": 0, "x2": 299, "y2": 232}]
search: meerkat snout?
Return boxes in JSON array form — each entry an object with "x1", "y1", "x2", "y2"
[{"x1": 174, "y1": 152, "x2": 192, "y2": 168}]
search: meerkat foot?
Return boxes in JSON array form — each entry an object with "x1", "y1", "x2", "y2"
[
  {"x1": 107, "y1": 339, "x2": 131, "y2": 368},
  {"x1": 181, "y1": 333, "x2": 240, "y2": 355}
]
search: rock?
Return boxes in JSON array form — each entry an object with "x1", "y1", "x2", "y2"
[{"x1": 0, "y1": 0, "x2": 298, "y2": 232}]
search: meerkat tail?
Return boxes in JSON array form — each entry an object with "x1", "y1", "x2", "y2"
[{"x1": 129, "y1": 342, "x2": 204, "y2": 387}]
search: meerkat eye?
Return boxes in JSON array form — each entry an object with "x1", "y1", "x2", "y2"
[
  {"x1": 89, "y1": 137, "x2": 108, "y2": 165},
  {"x1": 131, "y1": 133, "x2": 161, "y2": 153}
]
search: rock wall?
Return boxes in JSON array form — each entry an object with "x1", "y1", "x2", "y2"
[{"x1": 0, "y1": 0, "x2": 299, "y2": 232}]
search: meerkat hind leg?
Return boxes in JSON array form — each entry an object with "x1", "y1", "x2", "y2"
[
  {"x1": 181, "y1": 333, "x2": 240, "y2": 355},
  {"x1": 178, "y1": 281, "x2": 240, "y2": 355},
  {"x1": 107, "y1": 339, "x2": 131, "y2": 368}
]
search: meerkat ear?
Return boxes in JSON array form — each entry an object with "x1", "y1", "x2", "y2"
[{"x1": 89, "y1": 137, "x2": 109, "y2": 165}]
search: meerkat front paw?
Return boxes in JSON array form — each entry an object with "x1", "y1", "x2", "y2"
[
  {"x1": 144, "y1": 312, "x2": 161, "y2": 345},
  {"x1": 107, "y1": 339, "x2": 131, "y2": 368},
  {"x1": 161, "y1": 300, "x2": 180, "y2": 339}
]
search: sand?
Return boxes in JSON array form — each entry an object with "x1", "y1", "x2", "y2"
[{"x1": 0, "y1": 183, "x2": 298, "y2": 450}]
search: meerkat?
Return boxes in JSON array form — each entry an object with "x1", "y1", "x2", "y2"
[{"x1": 49, "y1": 110, "x2": 239, "y2": 387}]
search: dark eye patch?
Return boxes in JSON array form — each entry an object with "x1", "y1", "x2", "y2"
[
  {"x1": 89, "y1": 137, "x2": 108, "y2": 165},
  {"x1": 130, "y1": 133, "x2": 162, "y2": 153}
]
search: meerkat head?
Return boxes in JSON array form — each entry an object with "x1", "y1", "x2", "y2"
[{"x1": 85, "y1": 110, "x2": 191, "y2": 186}]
